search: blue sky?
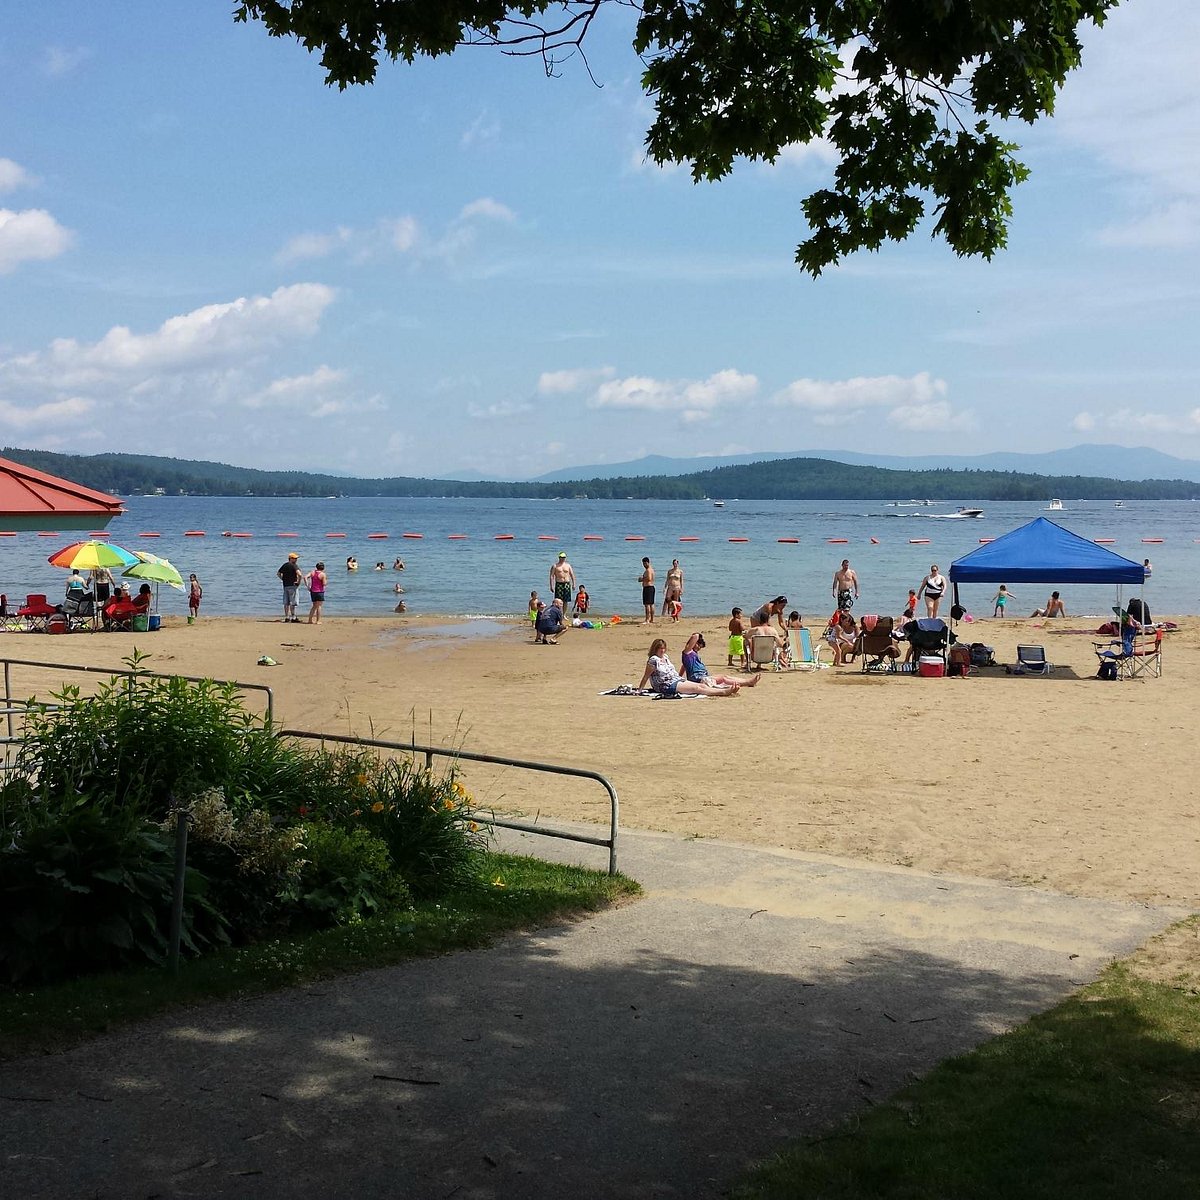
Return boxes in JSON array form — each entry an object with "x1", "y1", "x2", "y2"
[{"x1": 1, "y1": 1, "x2": 1198, "y2": 479}]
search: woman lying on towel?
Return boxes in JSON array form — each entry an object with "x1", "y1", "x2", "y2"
[
  {"x1": 680, "y1": 633, "x2": 760, "y2": 689},
  {"x1": 638, "y1": 638, "x2": 744, "y2": 697}
]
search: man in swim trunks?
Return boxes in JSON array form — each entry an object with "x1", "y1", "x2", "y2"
[
  {"x1": 639, "y1": 557, "x2": 655, "y2": 624},
  {"x1": 277, "y1": 552, "x2": 302, "y2": 623},
  {"x1": 662, "y1": 558, "x2": 684, "y2": 617},
  {"x1": 550, "y1": 551, "x2": 576, "y2": 608},
  {"x1": 832, "y1": 559, "x2": 859, "y2": 611}
]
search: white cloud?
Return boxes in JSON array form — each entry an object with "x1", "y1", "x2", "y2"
[
  {"x1": 0, "y1": 159, "x2": 34, "y2": 193},
  {"x1": 773, "y1": 371, "x2": 946, "y2": 412},
  {"x1": 1076, "y1": 407, "x2": 1200, "y2": 436},
  {"x1": 888, "y1": 400, "x2": 974, "y2": 433},
  {"x1": 43, "y1": 45, "x2": 91, "y2": 78},
  {"x1": 461, "y1": 110, "x2": 501, "y2": 148},
  {"x1": 1053, "y1": 1, "x2": 1200, "y2": 243},
  {"x1": 0, "y1": 208, "x2": 74, "y2": 273},
  {"x1": 1072, "y1": 411, "x2": 1096, "y2": 432},
  {"x1": 537, "y1": 366, "x2": 615, "y2": 395},
  {"x1": 0, "y1": 284, "x2": 335, "y2": 402},
  {"x1": 276, "y1": 227, "x2": 354, "y2": 263},
  {"x1": 459, "y1": 198, "x2": 515, "y2": 223},
  {"x1": 590, "y1": 369, "x2": 758, "y2": 420},
  {"x1": 0, "y1": 396, "x2": 93, "y2": 429},
  {"x1": 243, "y1": 365, "x2": 345, "y2": 409},
  {"x1": 467, "y1": 398, "x2": 533, "y2": 420}
]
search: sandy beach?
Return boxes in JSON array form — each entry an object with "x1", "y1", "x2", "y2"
[{"x1": 6, "y1": 610, "x2": 1197, "y2": 912}]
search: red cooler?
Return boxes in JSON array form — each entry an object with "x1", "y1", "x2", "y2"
[{"x1": 918, "y1": 655, "x2": 945, "y2": 678}]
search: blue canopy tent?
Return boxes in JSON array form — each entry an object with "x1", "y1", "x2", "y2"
[{"x1": 949, "y1": 517, "x2": 1146, "y2": 618}]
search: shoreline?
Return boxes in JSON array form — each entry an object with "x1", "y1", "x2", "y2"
[{"x1": 5, "y1": 614, "x2": 1198, "y2": 910}]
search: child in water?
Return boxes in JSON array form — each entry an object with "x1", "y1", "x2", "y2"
[
  {"x1": 991, "y1": 584, "x2": 1014, "y2": 617},
  {"x1": 573, "y1": 586, "x2": 590, "y2": 616}
]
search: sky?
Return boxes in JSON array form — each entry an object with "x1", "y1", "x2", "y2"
[{"x1": 1, "y1": 1, "x2": 1199, "y2": 480}]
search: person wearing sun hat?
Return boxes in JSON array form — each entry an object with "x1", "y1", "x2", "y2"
[
  {"x1": 549, "y1": 549, "x2": 576, "y2": 609},
  {"x1": 277, "y1": 551, "x2": 303, "y2": 622}
]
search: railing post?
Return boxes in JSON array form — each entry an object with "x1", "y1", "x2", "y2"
[
  {"x1": 3, "y1": 660, "x2": 11, "y2": 743},
  {"x1": 168, "y1": 805, "x2": 192, "y2": 976}
]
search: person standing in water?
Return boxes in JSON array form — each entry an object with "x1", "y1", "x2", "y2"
[
  {"x1": 639, "y1": 557, "x2": 656, "y2": 624},
  {"x1": 550, "y1": 551, "x2": 576, "y2": 610}
]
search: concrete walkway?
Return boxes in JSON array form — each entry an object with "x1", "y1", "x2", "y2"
[{"x1": 1, "y1": 826, "x2": 1185, "y2": 1199}]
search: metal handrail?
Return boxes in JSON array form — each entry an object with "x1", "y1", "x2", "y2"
[
  {"x1": 278, "y1": 729, "x2": 620, "y2": 875},
  {"x1": 0, "y1": 657, "x2": 274, "y2": 745}
]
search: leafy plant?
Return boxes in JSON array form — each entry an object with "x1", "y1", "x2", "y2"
[
  {"x1": 296, "y1": 822, "x2": 411, "y2": 926},
  {"x1": 0, "y1": 808, "x2": 227, "y2": 986}
]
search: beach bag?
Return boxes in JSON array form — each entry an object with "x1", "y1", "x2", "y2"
[
  {"x1": 1097, "y1": 661, "x2": 1118, "y2": 681},
  {"x1": 947, "y1": 644, "x2": 971, "y2": 677},
  {"x1": 969, "y1": 642, "x2": 995, "y2": 667}
]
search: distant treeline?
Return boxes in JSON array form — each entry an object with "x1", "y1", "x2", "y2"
[{"x1": 6, "y1": 447, "x2": 1200, "y2": 502}]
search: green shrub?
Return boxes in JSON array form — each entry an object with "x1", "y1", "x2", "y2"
[
  {"x1": 0, "y1": 808, "x2": 227, "y2": 986},
  {"x1": 12, "y1": 653, "x2": 306, "y2": 824},
  {"x1": 296, "y1": 823, "x2": 411, "y2": 927},
  {"x1": 181, "y1": 791, "x2": 304, "y2": 942}
]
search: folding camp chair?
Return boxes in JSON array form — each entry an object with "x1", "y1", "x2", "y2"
[
  {"x1": 787, "y1": 627, "x2": 826, "y2": 671},
  {"x1": 1015, "y1": 645, "x2": 1053, "y2": 675},
  {"x1": 1093, "y1": 628, "x2": 1162, "y2": 680},
  {"x1": 748, "y1": 633, "x2": 780, "y2": 671},
  {"x1": 17, "y1": 593, "x2": 57, "y2": 632},
  {"x1": 857, "y1": 616, "x2": 899, "y2": 673}
]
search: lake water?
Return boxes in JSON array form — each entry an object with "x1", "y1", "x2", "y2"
[{"x1": 3, "y1": 496, "x2": 1195, "y2": 618}]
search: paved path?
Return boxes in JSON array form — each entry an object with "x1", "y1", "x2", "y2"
[{"x1": 1, "y1": 827, "x2": 1185, "y2": 1199}]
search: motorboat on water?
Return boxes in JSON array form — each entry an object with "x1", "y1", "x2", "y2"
[
  {"x1": 1046, "y1": 498, "x2": 1063, "y2": 511},
  {"x1": 1114, "y1": 500, "x2": 1125, "y2": 508},
  {"x1": 957, "y1": 507, "x2": 984, "y2": 518},
  {"x1": 712, "y1": 500, "x2": 725, "y2": 508}
]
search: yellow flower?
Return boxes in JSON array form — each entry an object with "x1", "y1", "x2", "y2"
[
  {"x1": 355, "y1": 774, "x2": 369, "y2": 787},
  {"x1": 371, "y1": 801, "x2": 385, "y2": 813},
  {"x1": 468, "y1": 821, "x2": 479, "y2": 832},
  {"x1": 442, "y1": 797, "x2": 454, "y2": 810},
  {"x1": 492, "y1": 876, "x2": 506, "y2": 889}
]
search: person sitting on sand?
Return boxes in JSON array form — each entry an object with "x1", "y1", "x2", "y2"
[
  {"x1": 1030, "y1": 591, "x2": 1066, "y2": 618},
  {"x1": 825, "y1": 610, "x2": 858, "y2": 666},
  {"x1": 535, "y1": 597, "x2": 567, "y2": 644},
  {"x1": 747, "y1": 610, "x2": 788, "y2": 668},
  {"x1": 681, "y1": 632, "x2": 759, "y2": 689},
  {"x1": 638, "y1": 638, "x2": 741, "y2": 697}
]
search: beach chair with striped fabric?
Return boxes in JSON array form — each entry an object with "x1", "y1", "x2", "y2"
[{"x1": 787, "y1": 627, "x2": 826, "y2": 670}]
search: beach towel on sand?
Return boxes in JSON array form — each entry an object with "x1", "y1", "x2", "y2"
[{"x1": 599, "y1": 686, "x2": 703, "y2": 699}]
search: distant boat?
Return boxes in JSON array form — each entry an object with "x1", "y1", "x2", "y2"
[
  {"x1": 713, "y1": 500, "x2": 725, "y2": 508},
  {"x1": 1114, "y1": 500, "x2": 1125, "y2": 508},
  {"x1": 1046, "y1": 498, "x2": 1063, "y2": 511},
  {"x1": 957, "y1": 507, "x2": 984, "y2": 518}
]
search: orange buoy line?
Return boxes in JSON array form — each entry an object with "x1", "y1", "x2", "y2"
[
  {"x1": 0, "y1": 532, "x2": 15, "y2": 537},
  {"x1": 139, "y1": 532, "x2": 161, "y2": 537},
  {"x1": 185, "y1": 530, "x2": 206, "y2": 537},
  {"x1": 728, "y1": 537, "x2": 749, "y2": 543},
  {"x1": 625, "y1": 535, "x2": 645, "y2": 541},
  {"x1": 231, "y1": 532, "x2": 253, "y2": 538},
  {"x1": 1142, "y1": 537, "x2": 1164, "y2": 543},
  {"x1": 537, "y1": 535, "x2": 558, "y2": 541},
  {"x1": 494, "y1": 534, "x2": 515, "y2": 540},
  {"x1": 402, "y1": 532, "x2": 423, "y2": 539},
  {"x1": 37, "y1": 531, "x2": 58, "y2": 537},
  {"x1": 909, "y1": 538, "x2": 931, "y2": 544},
  {"x1": 367, "y1": 533, "x2": 389, "y2": 540},
  {"x1": 276, "y1": 532, "x2": 299, "y2": 538},
  {"x1": 979, "y1": 538, "x2": 994, "y2": 544},
  {"x1": 679, "y1": 536, "x2": 700, "y2": 542},
  {"x1": 583, "y1": 535, "x2": 604, "y2": 541},
  {"x1": 448, "y1": 534, "x2": 468, "y2": 540},
  {"x1": 869, "y1": 537, "x2": 880, "y2": 544},
  {"x1": 826, "y1": 538, "x2": 848, "y2": 544},
  {"x1": 1094, "y1": 538, "x2": 1115, "y2": 544},
  {"x1": 325, "y1": 532, "x2": 346, "y2": 538},
  {"x1": 777, "y1": 537, "x2": 799, "y2": 544}
]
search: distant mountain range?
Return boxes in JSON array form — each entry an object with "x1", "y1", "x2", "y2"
[
  {"x1": 5, "y1": 446, "x2": 1200, "y2": 503},
  {"x1": 528, "y1": 445, "x2": 1200, "y2": 484}
]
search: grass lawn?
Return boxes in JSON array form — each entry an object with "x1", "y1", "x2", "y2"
[
  {"x1": 736, "y1": 918, "x2": 1200, "y2": 1200},
  {"x1": 0, "y1": 852, "x2": 638, "y2": 1062}
]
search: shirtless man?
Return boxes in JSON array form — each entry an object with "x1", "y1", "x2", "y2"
[
  {"x1": 832, "y1": 559, "x2": 859, "y2": 611},
  {"x1": 549, "y1": 551, "x2": 576, "y2": 609},
  {"x1": 1030, "y1": 591, "x2": 1067, "y2": 618},
  {"x1": 661, "y1": 558, "x2": 684, "y2": 617},
  {"x1": 638, "y1": 557, "x2": 656, "y2": 624}
]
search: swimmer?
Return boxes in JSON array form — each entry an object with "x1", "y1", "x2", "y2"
[
  {"x1": 374, "y1": 562, "x2": 385, "y2": 571},
  {"x1": 346, "y1": 556, "x2": 358, "y2": 571},
  {"x1": 393, "y1": 558, "x2": 405, "y2": 570}
]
